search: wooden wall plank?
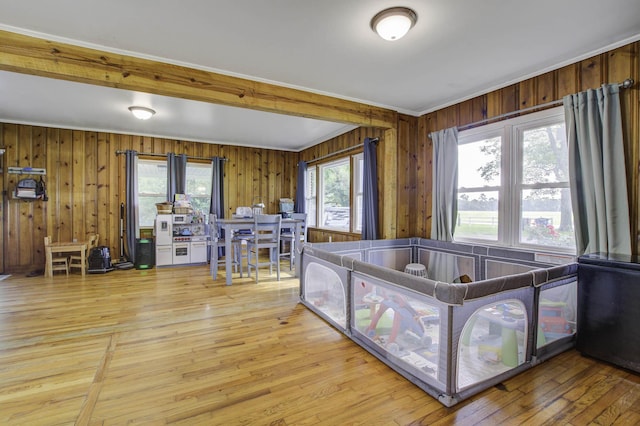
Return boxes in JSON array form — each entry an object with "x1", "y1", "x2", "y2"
[
  {"x1": 1, "y1": 125, "x2": 299, "y2": 272},
  {"x1": 412, "y1": 41, "x2": 639, "y2": 250},
  {"x1": 1, "y1": 41, "x2": 639, "y2": 271}
]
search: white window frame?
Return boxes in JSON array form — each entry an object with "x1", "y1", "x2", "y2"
[
  {"x1": 456, "y1": 106, "x2": 574, "y2": 253},
  {"x1": 305, "y1": 152, "x2": 363, "y2": 234},
  {"x1": 137, "y1": 158, "x2": 212, "y2": 228}
]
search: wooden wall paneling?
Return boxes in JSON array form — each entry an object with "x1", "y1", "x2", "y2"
[
  {"x1": 258, "y1": 148, "x2": 267, "y2": 210},
  {"x1": 268, "y1": 150, "x2": 279, "y2": 213},
  {"x1": 580, "y1": 55, "x2": 604, "y2": 91},
  {"x1": 518, "y1": 79, "x2": 536, "y2": 110},
  {"x1": 471, "y1": 96, "x2": 488, "y2": 124},
  {"x1": 457, "y1": 100, "x2": 473, "y2": 128},
  {"x1": 58, "y1": 129, "x2": 74, "y2": 243},
  {"x1": 84, "y1": 132, "x2": 98, "y2": 241},
  {"x1": 15, "y1": 126, "x2": 30, "y2": 266},
  {"x1": 502, "y1": 84, "x2": 519, "y2": 115},
  {"x1": 45, "y1": 128, "x2": 58, "y2": 244},
  {"x1": 32, "y1": 126, "x2": 47, "y2": 268},
  {"x1": 271, "y1": 150, "x2": 283, "y2": 212},
  {"x1": 225, "y1": 145, "x2": 238, "y2": 216},
  {"x1": 536, "y1": 71, "x2": 556, "y2": 105},
  {"x1": 400, "y1": 116, "x2": 421, "y2": 238},
  {"x1": 16, "y1": 126, "x2": 33, "y2": 267},
  {"x1": 486, "y1": 90, "x2": 504, "y2": 118},
  {"x1": 71, "y1": 130, "x2": 86, "y2": 241},
  {"x1": 253, "y1": 148, "x2": 263, "y2": 208},
  {"x1": 231, "y1": 145, "x2": 243, "y2": 213},
  {"x1": 96, "y1": 132, "x2": 110, "y2": 251},
  {"x1": 5, "y1": 124, "x2": 21, "y2": 268},
  {"x1": 396, "y1": 116, "x2": 413, "y2": 238},
  {"x1": 556, "y1": 64, "x2": 578, "y2": 98},
  {"x1": 242, "y1": 146, "x2": 253, "y2": 210},
  {"x1": 416, "y1": 115, "x2": 430, "y2": 238},
  {"x1": 105, "y1": 133, "x2": 118, "y2": 253}
]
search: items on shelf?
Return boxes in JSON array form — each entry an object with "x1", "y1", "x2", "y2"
[
  {"x1": 173, "y1": 193, "x2": 193, "y2": 214},
  {"x1": 14, "y1": 176, "x2": 47, "y2": 200}
]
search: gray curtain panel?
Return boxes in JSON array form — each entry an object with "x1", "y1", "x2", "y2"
[
  {"x1": 362, "y1": 138, "x2": 379, "y2": 240},
  {"x1": 564, "y1": 84, "x2": 631, "y2": 255},
  {"x1": 209, "y1": 157, "x2": 225, "y2": 257},
  {"x1": 294, "y1": 161, "x2": 307, "y2": 213},
  {"x1": 209, "y1": 157, "x2": 225, "y2": 218},
  {"x1": 125, "y1": 150, "x2": 139, "y2": 262},
  {"x1": 430, "y1": 127, "x2": 459, "y2": 241},
  {"x1": 167, "y1": 153, "x2": 187, "y2": 202}
]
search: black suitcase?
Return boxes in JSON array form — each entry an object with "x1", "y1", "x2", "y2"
[{"x1": 88, "y1": 246, "x2": 114, "y2": 273}]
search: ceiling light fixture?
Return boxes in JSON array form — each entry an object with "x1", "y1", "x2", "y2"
[
  {"x1": 370, "y1": 7, "x2": 417, "y2": 41},
  {"x1": 128, "y1": 106, "x2": 156, "y2": 120}
]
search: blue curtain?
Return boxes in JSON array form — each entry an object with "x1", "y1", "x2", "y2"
[
  {"x1": 431, "y1": 127, "x2": 459, "y2": 241},
  {"x1": 209, "y1": 157, "x2": 225, "y2": 257},
  {"x1": 209, "y1": 157, "x2": 225, "y2": 218},
  {"x1": 167, "y1": 153, "x2": 187, "y2": 202},
  {"x1": 564, "y1": 84, "x2": 631, "y2": 255},
  {"x1": 125, "y1": 150, "x2": 139, "y2": 262},
  {"x1": 361, "y1": 137, "x2": 379, "y2": 240},
  {"x1": 294, "y1": 161, "x2": 307, "y2": 213}
]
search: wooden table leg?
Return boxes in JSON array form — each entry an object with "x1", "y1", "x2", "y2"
[
  {"x1": 81, "y1": 245, "x2": 86, "y2": 276},
  {"x1": 45, "y1": 246, "x2": 53, "y2": 278}
]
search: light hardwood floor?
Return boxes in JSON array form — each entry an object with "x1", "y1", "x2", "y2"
[{"x1": 0, "y1": 265, "x2": 639, "y2": 425}]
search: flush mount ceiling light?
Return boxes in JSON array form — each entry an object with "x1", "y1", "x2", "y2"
[
  {"x1": 370, "y1": 7, "x2": 417, "y2": 41},
  {"x1": 128, "y1": 106, "x2": 156, "y2": 120}
]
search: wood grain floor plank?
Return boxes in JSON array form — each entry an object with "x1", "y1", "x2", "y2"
[{"x1": 0, "y1": 265, "x2": 638, "y2": 425}]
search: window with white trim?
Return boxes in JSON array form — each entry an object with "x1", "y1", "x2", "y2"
[
  {"x1": 305, "y1": 152, "x2": 363, "y2": 233},
  {"x1": 455, "y1": 107, "x2": 575, "y2": 252},
  {"x1": 137, "y1": 159, "x2": 212, "y2": 227}
]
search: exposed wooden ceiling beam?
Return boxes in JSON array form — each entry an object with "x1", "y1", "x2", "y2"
[{"x1": 0, "y1": 29, "x2": 397, "y2": 129}]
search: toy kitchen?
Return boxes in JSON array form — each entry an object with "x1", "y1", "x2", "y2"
[{"x1": 154, "y1": 213, "x2": 209, "y2": 266}]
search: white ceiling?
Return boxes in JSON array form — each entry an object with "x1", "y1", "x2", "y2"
[{"x1": 0, "y1": 0, "x2": 639, "y2": 151}]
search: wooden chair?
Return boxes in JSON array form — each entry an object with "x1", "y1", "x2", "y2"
[
  {"x1": 209, "y1": 215, "x2": 241, "y2": 280},
  {"x1": 279, "y1": 213, "x2": 307, "y2": 270},
  {"x1": 44, "y1": 236, "x2": 69, "y2": 276},
  {"x1": 69, "y1": 234, "x2": 99, "y2": 273},
  {"x1": 247, "y1": 214, "x2": 281, "y2": 283}
]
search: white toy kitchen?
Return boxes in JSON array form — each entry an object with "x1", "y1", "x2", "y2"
[{"x1": 154, "y1": 213, "x2": 209, "y2": 266}]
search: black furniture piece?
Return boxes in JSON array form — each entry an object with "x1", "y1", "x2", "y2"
[
  {"x1": 577, "y1": 253, "x2": 640, "y2": 373},
  {"x1": 135, "y1": 238, "x2": 155, "y2": 270}
]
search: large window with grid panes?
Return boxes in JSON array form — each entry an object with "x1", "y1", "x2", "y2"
[{"x1": 455, "y1": 107, "x2": 575, "y2": 252}]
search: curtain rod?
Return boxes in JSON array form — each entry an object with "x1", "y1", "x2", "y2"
[
  {"x1": 430, "y1": 78, "x2": 634, "y2": 137},
  {"x1": 115, "y1": 150, "x2": 227, "y2": 161},
  {"x1": 305, "y1": 137, "x2": 379, "y2": 165}
]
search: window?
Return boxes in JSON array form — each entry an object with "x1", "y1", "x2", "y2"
[
  {"x1": 137, "y1": 159, "x2": 212, "y2": 227},
  {"x1": 138, "y1": 159, "x2": 167, "y2": 227},
  {"x1": 305, "y1": 167, "x2": 317, "y2": 227},
  {"x1": 456, "y1": 107, "x2": 574, "y2": 252},
  {"x1": 305, "y1": 153, "x2": 363, "y2": 233},
  {"x1": 184, "y1": 162, "x2": 213, "y2": 214}
]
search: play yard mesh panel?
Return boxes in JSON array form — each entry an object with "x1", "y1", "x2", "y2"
[{"x1": 300, "y1": 238, "x2": 577, "y2": 406}]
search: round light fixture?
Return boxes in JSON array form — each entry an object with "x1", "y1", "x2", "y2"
[
  {"x1": 371, "y1": 7, "x2": 417, "y2": 41},
  {"x1": 128, "y1": 106, "x2": 156, "y2": 120}
]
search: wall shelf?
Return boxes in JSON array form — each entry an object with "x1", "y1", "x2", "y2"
[{"x1": 8, "y1": 166, "x2": 46, "y2": 175}]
